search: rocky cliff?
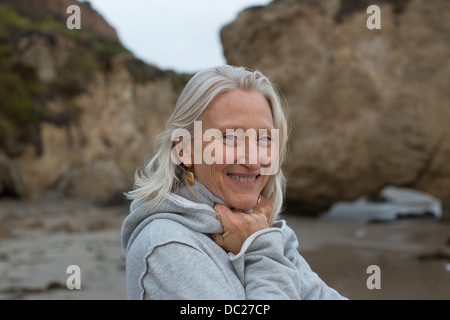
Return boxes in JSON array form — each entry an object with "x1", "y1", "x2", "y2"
[
  {"x1": 221, "y1": 0, "x2": 450, "y2": 214},
  {"x1": 16, "y1": 0, "x2": 119, "y2": 41},
  {"x1": 1, "y1": 0, "x2": 449, "y2": 216},
  {"x1": 0, "y1": 0, "x2": 190, "y2": 203}
]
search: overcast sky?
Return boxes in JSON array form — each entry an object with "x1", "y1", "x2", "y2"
[{"x1": 81, "y1": 0, "x2": 272, "y2": 73}]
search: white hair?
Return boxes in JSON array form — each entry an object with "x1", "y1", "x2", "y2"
[{"x1": 125, "y1": 65, "x2": 289, "y2": 222}]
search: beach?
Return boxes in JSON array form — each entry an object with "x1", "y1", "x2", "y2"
[{"x1": 0, "y1": 199, "x2": 449, "y2": 300}]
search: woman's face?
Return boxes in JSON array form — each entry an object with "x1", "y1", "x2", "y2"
[{"x1": 188, "y1": 89, "x2": 275, "y2": 211}]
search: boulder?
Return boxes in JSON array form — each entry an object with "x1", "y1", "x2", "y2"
[{"x1": 221, "y1": 0, "x2": 450, "y2": 214}]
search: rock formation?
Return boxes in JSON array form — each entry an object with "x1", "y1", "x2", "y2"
[
  {"x1": 221, "y1": 0, "x2": 450, "y2": 214},
  {"x1": 0, "y1": 0, "x2": 190, "y2": 203},
  {"x1": 17, "y1": 0, "x2": 119, "y2": 41},
  {"x1": 1, "y1": 0, "x2": 449, "y2": 217}
]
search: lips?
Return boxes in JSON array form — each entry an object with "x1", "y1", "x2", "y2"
[{"x1": 227, "y1": 173, "x2": 260, "y2": 183}]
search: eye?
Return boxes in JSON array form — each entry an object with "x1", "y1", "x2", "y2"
[
  {"x1": 258, "y1": 135, "x2": 272, "y2": 144},
  {"x1": 223, "y1": 134, "x2": 237, "y2": 145}
]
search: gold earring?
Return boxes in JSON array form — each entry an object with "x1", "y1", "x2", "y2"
[
  {"x1": 186, "y1": 169, "x2": 195, "y2": 186},
  {"x1": 257, "y1": 195, "x2": 262, "y2": 203}
]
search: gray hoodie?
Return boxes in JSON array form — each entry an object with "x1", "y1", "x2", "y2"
[{"x1": 121, "y1": 183, "x2": 346, "y2": 300}]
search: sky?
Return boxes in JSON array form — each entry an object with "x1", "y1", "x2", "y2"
[{"x1": 81, "y1": 0, "x2": 272, "y2": 73}]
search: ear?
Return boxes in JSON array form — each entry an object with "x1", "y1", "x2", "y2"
[{"x1": 174, "y1": 138, "x2": 193, "y2": 168}]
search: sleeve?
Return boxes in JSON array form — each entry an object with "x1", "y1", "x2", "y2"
[
  {"x1": 229, "y1": 227, "x2": 302, "y2": 299},
  {"x1": 135, "y1": 222, "x2": 346, "y2": 300},
  {"x1": 140, "y1": 242, "x2": 241, "y2": 299}
]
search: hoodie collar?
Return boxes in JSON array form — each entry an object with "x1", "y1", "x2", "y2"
[
  {"x1": 175, "y1": 180, "x2": 253, "y2": 214},
  {"x1": 175, "y1": 180, "x2": 228, "y2": 208},
  {"x1": 122, "y1": 181, "x2": 226, "y2": 256},
  {"x1": 121, "y1": 180, "x2": 255, "y2": 256}
]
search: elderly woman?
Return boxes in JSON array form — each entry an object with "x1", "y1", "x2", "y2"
[{"x1": 121, "y1": 65, "x2": 346, "y2": 300}]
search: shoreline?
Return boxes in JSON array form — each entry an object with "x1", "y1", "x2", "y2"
[{"x1": 0, "y1": 199, "x2": 449, "y2": 299}]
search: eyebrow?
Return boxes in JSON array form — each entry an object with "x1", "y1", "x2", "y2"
[{"x1": 214, "y1": 122, "x2": 275, "y2": 132}]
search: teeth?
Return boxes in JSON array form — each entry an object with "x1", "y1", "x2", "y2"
[{"x1": 228, "y1": 174, "x2": 257, "y2": 182}]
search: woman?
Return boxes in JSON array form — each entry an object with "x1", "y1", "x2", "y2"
[{"x1": 121, "y1": 65, "x2": 346, "y2": 299}]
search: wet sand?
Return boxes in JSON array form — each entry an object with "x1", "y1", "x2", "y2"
[
  {"x1": 0, "y1": 199, "x2": 449, "y2": 300},
  {"x1": 284, "y1": 214, "x2": 450, "y2": 299}
]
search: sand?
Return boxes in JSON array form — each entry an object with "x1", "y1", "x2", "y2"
[{"x1": 0, "y1": 199, "x2": 449, "y2": 300}]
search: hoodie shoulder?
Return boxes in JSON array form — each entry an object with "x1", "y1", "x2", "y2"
[{"x1": 129, "y1": 218, "x2": 212, "y2": 257}]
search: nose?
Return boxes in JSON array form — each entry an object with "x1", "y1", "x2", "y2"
[{"x1": 236, "y1": 138, "x2": 261, "y2": 171}]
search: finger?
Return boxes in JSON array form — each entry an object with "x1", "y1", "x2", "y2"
[
  {"x1": 213, "y1": 203, "x2": 239, "y2": 227},
  {"x1": 214, "y1": 203, "x2": 232, "y2": 219},
  {"x1": 210, "y1": 233, "x2": 223, "y2": 246},
  {"x1": 252, "y1": 195, "x2": 274, "y2": 221}
]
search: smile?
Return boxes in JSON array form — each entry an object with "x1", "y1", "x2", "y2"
[{"x1": 227, "y1": 174, "x2": 259, "y2": 183}]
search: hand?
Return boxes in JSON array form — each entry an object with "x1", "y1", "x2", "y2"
[{"x1": 211, "y1": 196, "x2": 274, "y2": 255}]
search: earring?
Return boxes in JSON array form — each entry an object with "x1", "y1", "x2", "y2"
[{"x1": 186, "y1": 169, "x2": 195, "y2": 186}]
